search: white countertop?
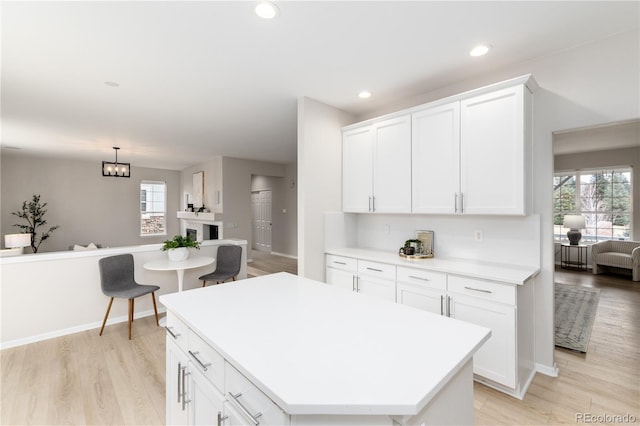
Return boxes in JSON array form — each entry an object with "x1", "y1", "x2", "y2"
[
  {"x1": 327, "y1": 247, "x2": 540, "y2": 285},
  {"x1": 160, "y1": 272, "x2": 491, "y2": 416}
]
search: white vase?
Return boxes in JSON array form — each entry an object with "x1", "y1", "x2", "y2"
[{"x1": 168, "y1": 247, "x2": 189, "y2": 261}]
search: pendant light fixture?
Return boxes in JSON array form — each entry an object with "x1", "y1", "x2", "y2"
[{"x1": 102, "y1": 146, "x2": 130, "y2": 178}]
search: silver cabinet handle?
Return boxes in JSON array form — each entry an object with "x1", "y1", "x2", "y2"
[
  {"x1": 217, "y1": 411, "x2": 229, "y2": 426},
  {"x1": 447, "y1": 295, "x2": 451, "y2": 317},
  {"x1": 352, "y1": 275, "x2": 355, "y2": 292},
  {"x1": 181, "y1": 367, "x2": 190, "y2": 411},
  {"x1": 372, "y1": 196, "x2": 375, "y2": 212},
  {"x1": 188, "y1": 350, "x2": 212, "y2": 371},
  {"x1": 461, "y1": 192, "x2": 465, "y2": 213},
  {"x1": 333, "y1": 261, "x2": 347, "y2": 265},
  {"x1": 228, "y1": 392, "x2": 263, "y2": 425},
  {"x1": 440, "y1": 295, "x2": 444, "y2": 316},
  {"x1": 408, "y1": 275, "x2": 429, "y2": 281},
  {"x1": 356, "y1": 276, "x2": 360, "y2": 292},
  {"x1": 177, "y1": 362, "x2": 183, "y2": 403},
  {"x1": 464, "y1": 286, "x2": 493, "y2": 294},
  {"x1": 366, "y1": 267, "x2": 383, "y2": 272},
  {"x1": 165, "y1": 326, "x2": 180, "y2": 339},
  {"x1": 454, "y1": 193, "x2": 458, "y2": 213}
]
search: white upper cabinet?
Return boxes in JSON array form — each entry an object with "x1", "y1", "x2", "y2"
[
  {"x1": 343, "y1": 114, "x2": 411, "y2": 213},
  {"x1": 342, "y1": 126, "x2": 373, "y2": 213},
  {"x1": 372, "y1": 115, "x2": 412, "y2": 213},
  {"x1": 344, "y1": 75, "x2": 534, "y2": 216},
  {"x1": 412, "y1": 102, "x2": 460, "y2": 214},
  {"x1": 460, "y1": 85, "x2": 529, "y2": 215}
]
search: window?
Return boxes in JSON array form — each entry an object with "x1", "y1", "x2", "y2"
[
  {"x1": 140, "y1": 181, "x2": 166, "y2": 236},
  {"x1": 554, "y1": 168, "x2": 632, "y2": 242}
]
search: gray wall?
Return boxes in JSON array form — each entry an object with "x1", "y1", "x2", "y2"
[
  {"x1": 1, "y1": 152, "x2": 181, "y2": 253},
  {"x1": 555, "y1": 146, "x2": 640, "y2": 241}
]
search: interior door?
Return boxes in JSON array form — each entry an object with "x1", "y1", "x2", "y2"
[{"x1": 252, "y1": 190, "x2": 272, "y2": 252}]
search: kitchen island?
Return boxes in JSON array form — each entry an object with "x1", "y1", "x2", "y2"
[{"x1": 160, "y1": 272, "x2": 490, "y2": 425}]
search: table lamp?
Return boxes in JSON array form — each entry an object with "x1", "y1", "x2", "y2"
[
  {"x1": 4, "y1": 233, "x2": 32, "y2": 254},
  {"x1": 563, "y1": 215, "x2": 586, "y2": 245}
]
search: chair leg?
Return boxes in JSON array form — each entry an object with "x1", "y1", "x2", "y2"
[
  {"x1": 128, "y1": 299, "x2": 133, "y2": 340},
  {"x1": 151, "y1": 292, "x2": 159, "y2": 326},
  {"x1": 202, "y1": 280, "x2": 207, "y2": 287},
  {"x1": 232, "y1": 276, "x2": 236, "y2": 281},
  {"x1": 99, "y1": 297, "x2": 115, "y2": 336},
  {"x1": 131, "y1": 298, "x2": 134, "y2": 322}
]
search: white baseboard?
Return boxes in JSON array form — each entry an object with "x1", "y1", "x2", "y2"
[
  {"x1": 535, "y1": 362, "x2": 559, "y2": 377},
  {"x1": 270, "y1": 251, "x2": 298, "y2": 260},
  {"x1": 0, "y1": 307, "x2": 167, "y2": 350}
]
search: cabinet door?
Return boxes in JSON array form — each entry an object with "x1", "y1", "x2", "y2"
[
  {"x1": 396, "y1": 282, "x2": 444, "y2": 315},
  {"x1": 325, "y1": 267, "x2": 355, "y2": 292},
  {"x1": 448, "y1": 294, "x2": 516, "y2": 388},
  {"x1": 412, "y1": 102, "x2": 460, "y2": 213},
  {"x1": 357, "y1": 275, "x2": 396, "y2": 302},
  {"x1": 372, "y1": 115, "x2": 412, "y2": 212},
  {"x1": 460, "y1": 85, "x2": 526, "y2": 215},
  {"x1": 190, "y1": 366, "x2": 225, "y2": 426},
  {"x1": 343, "y1": 126, "x2": 373, "y2": 212},
  {"x1": 166, "y1": 338, "x2": 190, "y2": 426}
]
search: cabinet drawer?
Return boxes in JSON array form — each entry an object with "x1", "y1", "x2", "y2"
[
  {"x1": 188, "y1": 330, "x2": 225, "y2": 392},
  {"x1": 326, "y1": 254, "x2": 357, "y2": 272},
  {"x1": 165, "y1": 312, "x2": 189, "y2": 350},
  {"x1": 396, "y1": 266, "x2": 446, "y2": 291},
  {"x1": 357, "y1": 260, "x2": 396, "y2": 280},
  {"x1": 225, "y1": 363, "x2": 288, "y2": 425},
  {"x1": 448, "y1": 275, "x2": 515, "y2": 305}
]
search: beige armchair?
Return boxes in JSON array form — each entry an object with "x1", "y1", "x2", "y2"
[{"x1": 591, "y1": 240, "x2": 640, "y2": 281}]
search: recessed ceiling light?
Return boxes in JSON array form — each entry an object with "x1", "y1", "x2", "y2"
[
  {"x1": 358, "y1": 91, "x2": 372, "y2": 99},
  {"x1": 470, "y1": 44, "x2": 492, "y2": 57},
  {"x1": 255, "y1": 1, "x2": 279, "y2": 19},
  {"x1": 104, "y1": 81, "x2": 120, "y2": 87}
]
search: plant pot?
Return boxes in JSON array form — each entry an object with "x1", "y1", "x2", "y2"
[{"x1": 168, "y1": 247, "x2": 189, "y2": 261}]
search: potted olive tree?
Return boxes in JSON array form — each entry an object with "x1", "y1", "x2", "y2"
[
  {"x1": 12, "y1": 194, "x2": 59, "y2": 253},
  {"x1": 162, "y1": 235, "x2": 200, "y2": 261}
]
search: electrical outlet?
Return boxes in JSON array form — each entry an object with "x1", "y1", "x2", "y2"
[{"x1": 474, "y1": 230, "x2": 483, "y2": 242}]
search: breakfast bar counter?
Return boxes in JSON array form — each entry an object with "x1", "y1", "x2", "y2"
[{"x1": 160, "y1": 272, "x2": 491, "y2": 425}]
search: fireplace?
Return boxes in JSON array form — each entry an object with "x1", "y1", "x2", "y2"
[
  {"x1": 178, "y1": 212, "x2": 223, "y2": 242},
  {"x1": 186, "y1": 225, "x2": 218, "y2": 242}
]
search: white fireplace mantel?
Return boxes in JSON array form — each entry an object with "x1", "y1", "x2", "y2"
[{"x1": 177, "y1": 211, "x2": 216, "y2": 222}]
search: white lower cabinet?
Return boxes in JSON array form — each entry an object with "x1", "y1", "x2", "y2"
[
  {"x1": 331, "y1": 255, "x2": 535, "y2": 399},
  {"x1": 166, "y1": 312, "x2": 290, "y2": 426},
  {"x1": 447, "y1": 288, "x2": 516, "y2": 388},
  {"x1": 325, "y1": 254, "x2": 396, "y2": 302},
  {"x1": 396, "y1": 267, "x2": 447, "y2": 315},
  {"x1": 166, "y1": 314, "x2": 226, "y2": 426}
]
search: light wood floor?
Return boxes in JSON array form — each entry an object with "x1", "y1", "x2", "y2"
[{"x1": 1, "y1": 256, "x2": 638, "y2": 425}]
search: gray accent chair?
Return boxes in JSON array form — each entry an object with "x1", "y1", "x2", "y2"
[
  {"x1": 199, "y1": 245, "x2": 243, "y2": 286},
  {"x1": 99, "y1": 254, "x2": 160, "y2": 339},
  {"x1": 591, "y1": 240, "x2": 640, "y2": 281}
]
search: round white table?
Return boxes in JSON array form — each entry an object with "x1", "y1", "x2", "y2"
[
  {"x1": 144, "y1": 256, "x2": 214, "y2": 326},
  {"x1": 144, "y1": 255, "x2": 215, "y2": 293}
]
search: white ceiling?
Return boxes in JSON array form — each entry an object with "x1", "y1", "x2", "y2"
[{"x1": 2, "y1": 1, "x2": 638, "y2": 170}]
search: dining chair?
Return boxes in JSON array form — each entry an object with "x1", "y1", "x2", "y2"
[
  {"x1": 200, "y1": 245, "x2": 242, "y2": 286},
  {"x1": 98, "y1": 253, "x2": 160, "y2": 339}
]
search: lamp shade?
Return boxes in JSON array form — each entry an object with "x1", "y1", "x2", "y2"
[
  {"x1": 563, "y1": 215, "x2": 585, "y2": 230},
  {"x1": 5, "y1": 233, "x2": 31, "y2": 248}
]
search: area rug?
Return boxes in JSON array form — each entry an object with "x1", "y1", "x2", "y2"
[{"x1": 555, "y1": 283, "x2": 600, "y2": 352}]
